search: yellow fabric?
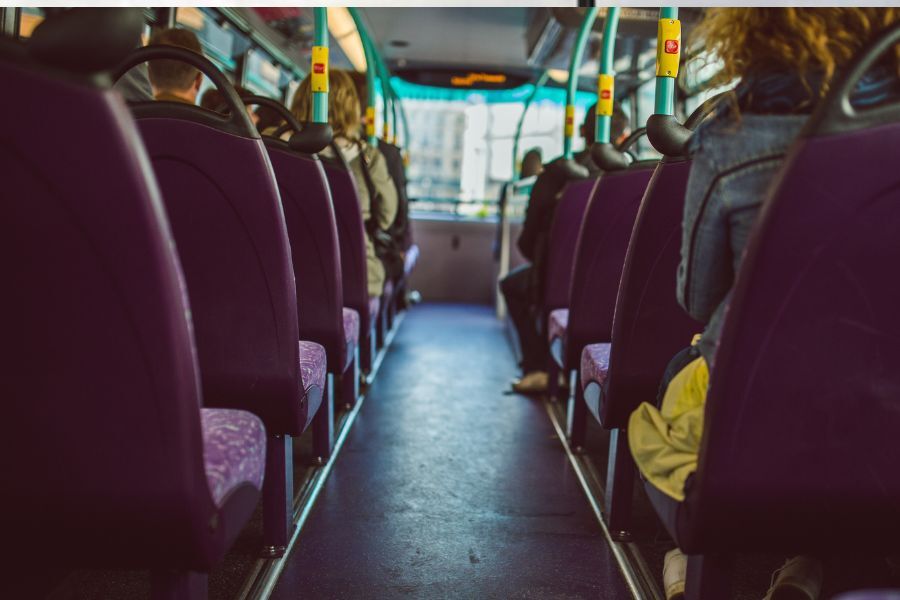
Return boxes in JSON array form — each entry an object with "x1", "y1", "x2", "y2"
[{"x1": 628, "y1": 354, "x2": 708, "y2": 501}]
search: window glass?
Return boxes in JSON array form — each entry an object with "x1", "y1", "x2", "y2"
[
  {"x1": 682, "y1": 54, "x2": 737, "y2": 116},
  {"x1": 634, "y1": 78, "x2": 661, "y2": 160},
  {"x1": 18, "y1": 8, "x2": 44, "y2": 39},
  {"x1": 393, "y1": 78, "x2": 595, "y2": 219},
  {"x1": 244, "y1": 49, "x2": 282, "y2": 99}
]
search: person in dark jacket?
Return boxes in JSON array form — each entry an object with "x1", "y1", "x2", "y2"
[{"x1": 502, "y1": 104, "x2": 629, "y2": 394}]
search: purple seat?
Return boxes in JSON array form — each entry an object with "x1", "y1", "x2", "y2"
[
  {"x1": 562, "y1": 165, "x2": 654, "y2": 372},
  {"x1": 2, "y1": 13, "x2": 264, "y2": 595},
  {"x1": 548, "y1": 164, "x2": 654, "y2": 408},
  {"x1": 201, "y1": 409, "x2": 267, "y2": 507},
  {"x1": 343, "y1": 308, "x2": 361, "y2": 349},
  {"x1": 322, "y1": 157, "x2": 375, "y2": 383},
  {"x1": 369, "y1": 296, "x2": 381, "y2": 325},
  {"x1": 644, "y1": 31, "x2": 900, "y2": 597},
  {"x1": 580, "y1": 343, "x2": 611, "y2": 412},
  {"x1": 257, "y1": 125, "x2": 360, "y2": 457},
  {"x1": 541, "y1": 178, "x2": 597, "y2": 318},
  {"x1": 575, "y1": 157, "x2": 703, "y2": 536},
  {"x1": 548, "y1": 308, "x2": 569, "y2": 345},
  {"x1": 299, "y1": 341, "x2": 327, "y2": 395},
  {"x1": 115, "y1": 46, "x2": 322, "y2": 556}
]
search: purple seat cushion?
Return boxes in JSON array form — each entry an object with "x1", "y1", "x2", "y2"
[
  {"x1": 581, "y1": 343, "x2": 611, "y2": 389},
  {"x1": 548, "y1": 308, "x2": 569, "y2": 344},
  {"x1": 342, "y1": 308, "x2": 360, "y2": 350},
  {"x1": 201, "y1": 408, "x2": 266, "y2": 508},
  {"x1": 368, "y1": 297, "x2": 380, "y2": 326},
  {"x1": 404, "y1": 244, "x2": 419, "y2": 277},
  {"x1": 299, "y1": 340, "x2": 326, "y2": 393}
]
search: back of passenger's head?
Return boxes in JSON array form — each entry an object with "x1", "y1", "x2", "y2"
[
  {"x1": 348, "y1": 70, "x2": 368, "y2": 116},
  {"x1": 147, "y1": 27, "x2": 203, "y2": 96},
  {"x1": 611, "y1": 105, "x2": 630, "y2": 145},
  {"x1": 693, "y1": 8, "x2": 900, "y2": 98},
  {"x1": 521, "y1": 148, "x2": 543, "y2": 178},
  {"x1": 580, "y1": 103, "x2": 597, "y2": 144},
  {"x1": 581, "y1": 103, "x2": 631, "y2": 146},
  {"x1": 291, "y1": 69, "x2": 361, "y2": 139}
]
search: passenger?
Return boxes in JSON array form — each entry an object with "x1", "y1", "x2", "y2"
[
  {"x1": 520, "y1": 148, "x2": 543, "y2": 178},
  {"x1": 146, "y1": 27, "x2": 203, "y2": 104},
  {"x1": 199, "y1": 85, "x2": 261, "y2": 126},
  {"x1": 291, "y1": 69, "x2": 399, "y2": 298},
  {"x1": 502, "y1": 104, "x2": 630, "y2": 394},
  {"x1": 625, "y1": 8, "x2": 900, "y2": 600},
  {"x1": 349, "y1": 70, "x2": 413, "y2": 272}
]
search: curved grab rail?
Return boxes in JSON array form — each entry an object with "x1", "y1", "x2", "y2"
[
  {"x1": 114, "y1": 45, "x2": 257, "y2": 139},
  {"x1": 240, "y1": 95, "x2": 333, "y2": 154},
  {"x1": 809, "y1": 22, "x2": 900, "y2": 136}
]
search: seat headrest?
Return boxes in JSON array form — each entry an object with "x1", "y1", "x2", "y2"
[{"x1": 28, "y1": 8, "x2": 144, "y2": 75}]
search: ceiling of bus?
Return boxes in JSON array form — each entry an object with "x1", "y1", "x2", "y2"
[{"x1": 359, "y1": 8, "x2": 535, "y2": 70}]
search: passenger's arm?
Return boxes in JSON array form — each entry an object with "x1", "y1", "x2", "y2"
[
  {"x1": 517, "y1": 168, "x2": 560, "y2": 261},
  {"x1": 370, "y1": 149, "x2": 399, "y2": 231}
]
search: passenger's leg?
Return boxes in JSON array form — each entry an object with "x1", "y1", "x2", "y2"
[{"x1": 499, "y1": 264, "x2": 546, "y2": 375}]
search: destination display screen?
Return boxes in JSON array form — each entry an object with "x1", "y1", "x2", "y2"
[{"x1": 395, "y1": 68, "x2": 530, "y2": 90}]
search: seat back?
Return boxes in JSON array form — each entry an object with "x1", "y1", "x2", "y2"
[
  {"x1": 542, "y1": 177, "x2": 597, "y2": 312},
  {"x1": 119, "y1": 47, "x2": 307, "y2": 434},
  {"x1": 321, "y1": 158, "x2": 372, "y2": 341},
  {"x1": 600, "y1": 158, "x2": 702, "y2": 427},
  {"x1": 564, "y1": 164, "x2": 655, "y2": 370},
  {"x1": 266, "y1": 142, "x2": 346, "y2": 372},
  {"x1": 1, "y1": 25, "x2": 217, "y2": 566},
  {"x1": 686, "y1": 118, "x2": 900, "y2": 552}
]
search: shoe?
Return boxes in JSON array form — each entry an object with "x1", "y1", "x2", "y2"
[
  {"x1": 663, "y1": 548, "x2": 687, "y2": 600},
  {"x1": 763, "y1": 555, "x2": 823, "y2": 600},
  {"x1": 511, "y1": 371, "x2": 549, "y2": 394}
]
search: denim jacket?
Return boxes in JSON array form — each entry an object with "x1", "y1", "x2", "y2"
[{"x1": 677, "y1": 112, "x2": 807, "y2": 365}]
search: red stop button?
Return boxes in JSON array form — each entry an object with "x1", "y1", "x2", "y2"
[
  {"x1": 600, "y1": 90, "x2": 611, "y2": 100},
  {"x1": 313, "y1": 63, "x2": 325, "y2": 74},
  {"x1": 665, "y1": 39, "x2": 679, "y2": 54}
]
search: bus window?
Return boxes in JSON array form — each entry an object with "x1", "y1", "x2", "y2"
[
  {"x1": 682, "y1": 53, "x2": 737, "y2": 116},
  {"x1": 18, "y1": 7, "x2": 43, "y2": 39},
  {"x1": 244, "y1": 48, "x2": 282, "y2": 98},
  {"x1": 634, "y1": 78, "x2": 662, "y2": 160}
]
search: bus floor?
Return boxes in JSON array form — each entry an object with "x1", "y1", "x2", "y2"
[{"x1": 271, "y1": 303, "x2": 631, "y2": 599}]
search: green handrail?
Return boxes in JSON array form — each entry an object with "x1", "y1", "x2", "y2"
[
  {"x1": 512, "y1": 70, "x2": 549, "y2": 179},
  {"x1": 371, "y1": 44, "x2": 410, "y2": 149},
  {"x1": 654, "y1": 7, "x2": 680, "y2": 116},
  {"x1": 311, "y1": 8, "x2": 328, "y2": 123},
  {"x1": 595, "y1": 7, "x2": 620, "y2": 143},
  {"x1": 348, "y1": 7, "x2": 378, "y2": 145},
  {"x1": 564, "y1": 6, "x2": 598, "y2": 159}
]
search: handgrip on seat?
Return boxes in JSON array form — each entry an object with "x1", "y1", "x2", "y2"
[
  {"x1": 113, "y1": 45, "x2": 257, "y2": 139},
  {"x1": 646, "y1": 114, "x2": 692, "y2": 157},
  {"x1": 809, "y1": 22, "x2": 900, "y2": 136},
  {"x1": 239, "y1": 95, "x2": 334, "y2": 154},
  {"x1": 590, "y1": 142, "x2": 630, "y2": 171}
]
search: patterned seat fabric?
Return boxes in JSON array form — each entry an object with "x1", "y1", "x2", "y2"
[
  {"x1": 368, "y1": 296, "x2": 381, "y2": 325},
  {"x1": 201, "y1": 408, "x2": 267, "y2": 508},
  {"x1": 342, "y1": 307, "x2": 360, "y2": 348},
  {"x1": 404, "y1": 244, "x2": 419, "y2": 277},
  {"x1": 548, "y1": 308, "x2": 569, "y2": 344},
  {"x1": 299, "y1": 340, "x2": 327, "y2": 392},
  {"x1": 580, "y1": 343, "x2": 612, "y2": 389}
]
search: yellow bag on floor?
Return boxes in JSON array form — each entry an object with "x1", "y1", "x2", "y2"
[{"x1": 627, "y1": 355, "x2": 709, "y2": 501}]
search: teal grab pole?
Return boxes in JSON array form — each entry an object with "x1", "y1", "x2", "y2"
[
  {"x1": 512, "y1": 70, "x2": 549, "y2": 179},
  {"x1": 373, "y1": 49, "x2": 409, "y2": 148},
  {"x1": 654, "y1": 7, "x2": 678, "y2": 116},
  {"x1": 312, "y1": 8, "x2": 328, "y2": 123},
  {"x1": 348, "y1": 7, "x2": 378, "y2": 145},
  {"x1": 595, "y1": 7, "x2": 620, "y2": 144},
  {"x1": 564, "y1": 6, "x2": 598, "y2": 159}
]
